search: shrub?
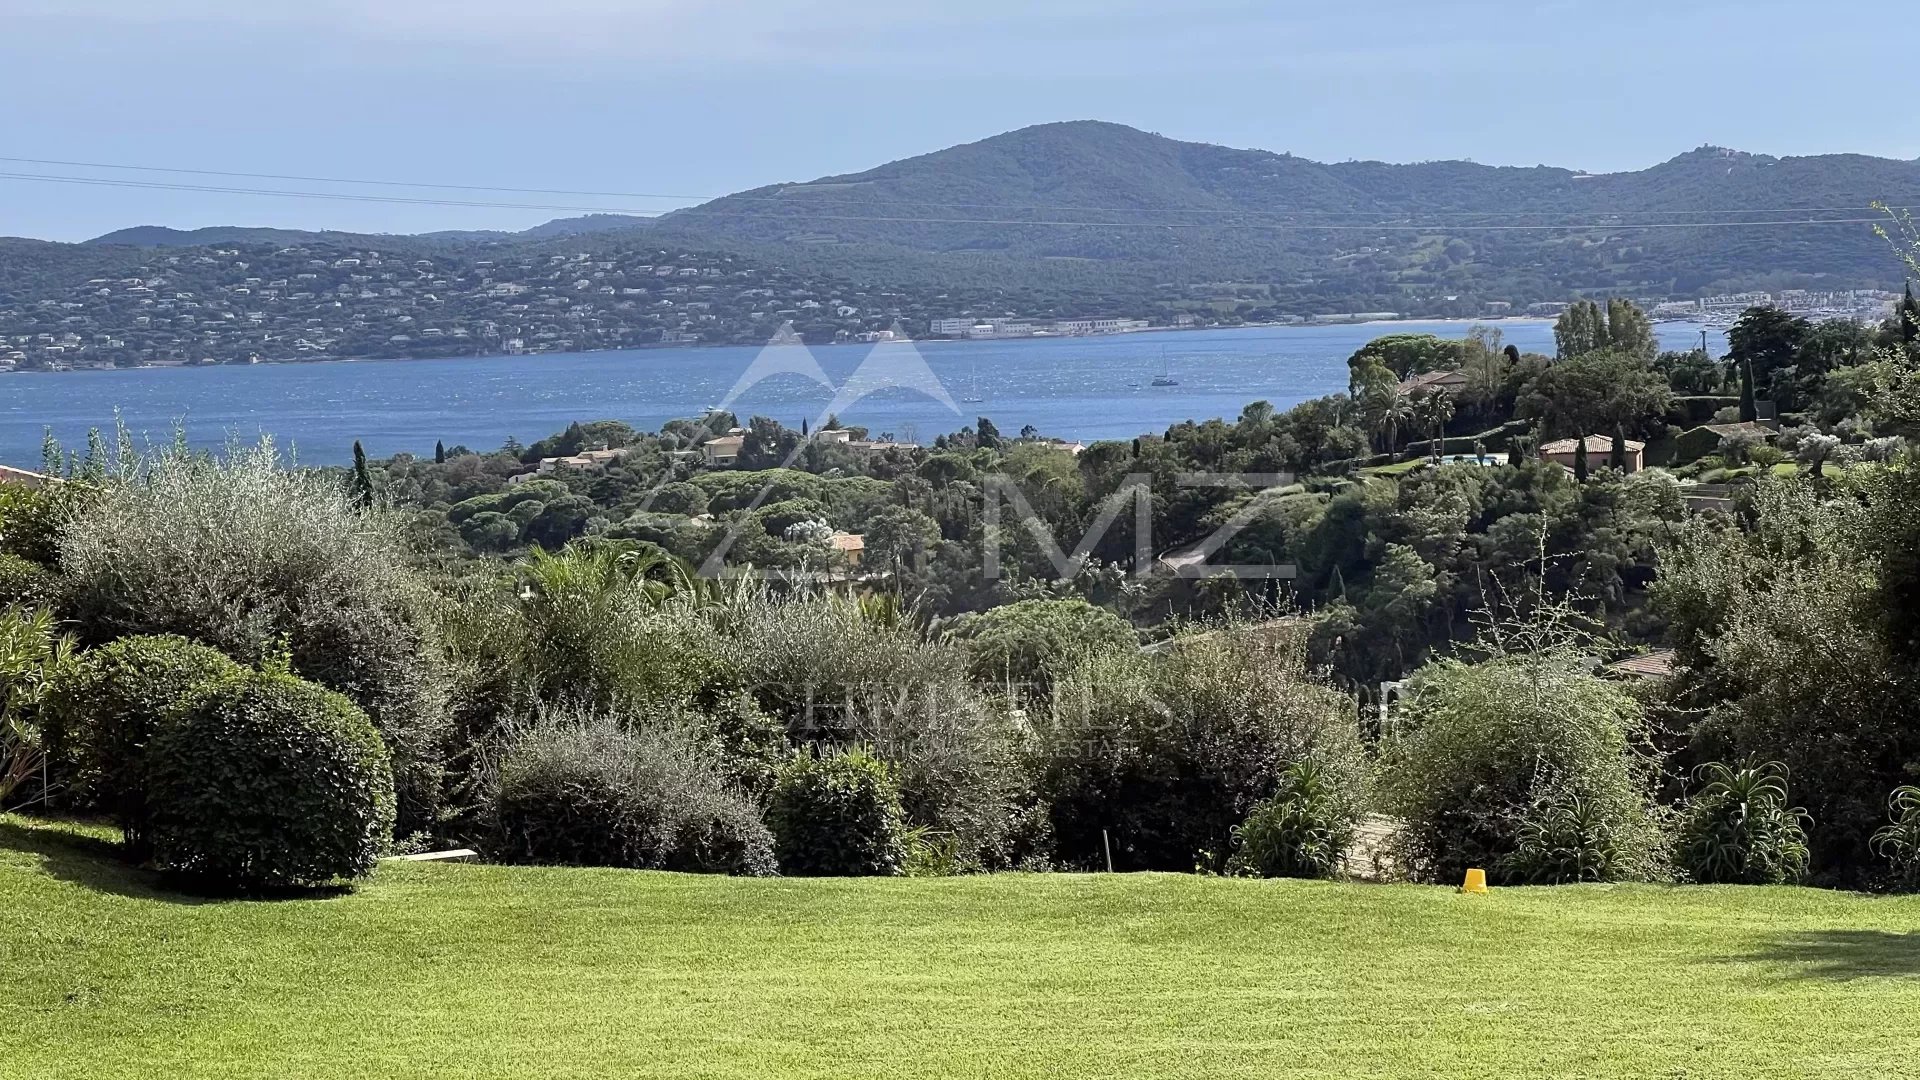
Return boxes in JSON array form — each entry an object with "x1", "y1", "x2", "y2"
[
  {"x1": 1677, "y1": 761, "x2": 1811, "y2": 885},
  {"x1": 725, "y1": 592, "x2": 1030, "y2": 868},
  {"x1": 145, "y1": 671, "x2": 396, "y2": 890},
  {"x1": 947, "y1": 597, "x2": 1136, "y2": 694},
  {"x1": 0, "y1": 482, "x2": 64, "y2": 567},
  {"x1": 1871, "y1": 786, "x2": 1920, "y2": 892},
  {"x1": 56, "y1": 440, "x2": 451, "y2": 836},
  {"x1": 490, "y1": 712, "x2": 774, "y2": 876},
  {"x1": 1034, "y1": 626, "x2": 1367, "y2": 872},
  {"x1": 844, "y1": 670, "x2": 1027, "y2": 871},
  {"x1": 1502, "y1": 795, "x2": 1622, "y2": 885},
  {"x1": 1228, "y1": 759, "x2": 1355, "y2": 879},
  {"x1": 766, "y1": 746, "x2": 907, "y2": 876},
  {"x1": 0, "y1": 607, "x2": 76, "y2": 812},
  {"x1": 0, "y1": 554, "x2": 52, "y2": 608},
  {"x1": 50, "y1": 635, "x2": 245, "y2": 848},
  {"x1": 1379, "y1": 650, "x2": 1666, "y2": 885}
]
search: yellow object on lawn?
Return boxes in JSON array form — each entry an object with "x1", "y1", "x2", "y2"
[{"x1": 1461, "y1": 868, "x2": 1489, "y2": 894}]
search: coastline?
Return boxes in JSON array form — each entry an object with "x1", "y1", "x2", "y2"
[{"x1": 1, "y1": 315, "x2": 1567, "y2": 375}]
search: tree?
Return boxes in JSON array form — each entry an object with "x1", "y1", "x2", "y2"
[
  {"x1": 1727, "y1": 306, "x2": 1811, "y2": 412},
  {"x1": 1573, "y1": 436, "x2": 1590, "y2": 481},
  {"x1": 351, "y1": 440, "x2": 375, "y2": 509},
  {"x1": 1738, "y1": 356, "x2": 1758, "y2": 422},
  {"x1": 1896, "y1": 285, "x2": 1919, "y2": 347},
  {"x1": 1517, "y1": 348, "x2": 1672, "y2": 440},
  {"x1": 1555, "y1": 299, "x2": 1655, "y2": 363},
  {"x1": 976, "y1": 416, "x2": 1003, "y2": 450},
  {"x1": 1413, "y1": 390, "x2": 1455, "y2": 463},
  {"x1": 1346, "y1": 334, "x2": 1461, "y2": 385},
  {"x1": 434, "y1": 440, "x2": 446, "y2": 465},
  {"x1": 1368, "y1": 388, "x2": 1415, "y2": 455},
  {"x1": 1554, "y1": 300, "x2": 1606, "y2": 360},
  {"x1": 1605, "y1": 298, "x2": 1658, "y2": 362},
  {"x1": 1457, "y1": 325, "x2": 1509, "y2": 417}
]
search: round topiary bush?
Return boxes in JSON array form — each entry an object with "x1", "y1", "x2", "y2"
[
  {"x1": 50, "y1": 635, "x2": 246, "y2": 850},
  {"x1": 490, "y1": 714, "x2": 775, "y2": 876},
  {"x1": 145, "y1": 670, "x2": 396, "y2": 890},
  {"x1": 766, "y1": 746, "x2": 907, "y2": 876}
]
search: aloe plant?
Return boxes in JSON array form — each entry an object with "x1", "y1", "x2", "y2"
[{"x1": 1678, "y1": 761, "x2": 1812, "y2": 885}]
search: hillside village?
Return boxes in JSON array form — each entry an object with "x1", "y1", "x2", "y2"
[{"x1": 0, "y1": 238, "x2": 1200, "y2": 371}]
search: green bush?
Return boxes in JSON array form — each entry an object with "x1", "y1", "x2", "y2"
[
  {"x1": 1502, "y1": 796, "x2": 1623, "y2": 884},
  {"x1": 766, "y1": 746, "x2": 907, "y2": 876},
  {"x1": 50, "y1": 635, "x2": 245, "y2": 848},
  {"x1": 1677, "y1": 761, "x2": 1811, "y2": 885},
  {"x1": 0, "y1": 606, "x2": 76, "y2": 813},
  {"x1": 145, "y1": 671, "x2": 396, "y2": 890},
  {"x1": 947, "y1": 597, "x2": 1136, "y2": 693},
  {"x1": 0, "y1": 483, "x2": 65, "y2": 567},
  {"x1": 1871, "y1": 786, "x2": 1920, "y2": 893},
  {"x1": 56, "y1": 441, "x2": 451, "y2": 837},
  {"x1": 722, "y1": 591, "x2": 1030, "y2": 869},
  {"x1": 490, "y1": 713, "x2": 774, "y2": 876},
  {"x1": 1228, "y1": 759, "x2": 1354, "y2": 879},
  {"x1": 1034, "y1": 626, "x2": 1367, "y2": 872},
  {"x1": 0, "y1": 554, "x2": 52, "y2": 608},
  {"x1": 1379, "y1": 650, "x2": 1667, "y2": 885}
]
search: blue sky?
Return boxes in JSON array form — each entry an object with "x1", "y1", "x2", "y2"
[{"x1": 3, "y1": 0, "x2": 1915, "y2": 241}]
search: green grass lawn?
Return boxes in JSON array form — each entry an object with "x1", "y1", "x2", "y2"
[{"x1": 8, "y1": 816, "x2": 1920, "y2": 1079}]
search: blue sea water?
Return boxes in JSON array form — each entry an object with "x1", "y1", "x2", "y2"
[{"x1": 0, "y1": 321, "x2": 1725, "y2": 467}]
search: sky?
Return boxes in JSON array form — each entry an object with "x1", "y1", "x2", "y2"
[{"x1": 3, "y1": 0, "x2": 1916, "y2": 242}]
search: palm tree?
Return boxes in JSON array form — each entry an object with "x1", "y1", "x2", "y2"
[
  {"x1": 1413, "y1": 390, "x2": 1455, "y2": 463},
  {"x1": 1367, "y1": 388, "x2": 1415, "y2": 456}
]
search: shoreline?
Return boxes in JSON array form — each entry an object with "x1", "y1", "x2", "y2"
[{"x1": 1, "y1": 316, "x2": 1566, "y2": 375}]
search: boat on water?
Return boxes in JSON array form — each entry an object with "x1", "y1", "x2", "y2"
[
  {"x1": 959, "y1": 355, "x2": 985, "y2": 403},
  {"x1": 1150, "y1": 348, "x2": 1178, "y2": 386}
]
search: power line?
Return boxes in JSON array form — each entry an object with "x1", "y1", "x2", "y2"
[
  {"x1": 2, "y1": 153, "x2": 1916, "y2": 221},
  {"x1": 0, "y1": 170, "x2": 1897, "y2": 233}
]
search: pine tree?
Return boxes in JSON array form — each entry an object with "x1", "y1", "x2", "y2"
[
  {"x1": 351, "y1": 440, "x2": 375, "y2": 509},
  {"x1": 434, "y1": 440, "x2": 446, "y2": 464},
  {"x1": 1573, "y1": 436, "x2": 1590, "y2": 482}
]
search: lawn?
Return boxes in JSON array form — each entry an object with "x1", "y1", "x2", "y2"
[{"x1": 7, "y1": 816, "x2": 1920, "y2": 1079}]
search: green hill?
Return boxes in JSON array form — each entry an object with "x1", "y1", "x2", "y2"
[{"x1": 636, "y1": 122, "x2": 1920, "y2": 302}]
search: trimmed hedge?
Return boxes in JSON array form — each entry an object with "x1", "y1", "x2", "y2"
[
  {"x1": 145, "y1": 671, "x2": 395, "y2": 890},
  {"x1": 51, "y1": 635, "x2": 246, "y2": 849},
  {"x1": 767, "y1": 747, "x2": 907, "y2": 876}
]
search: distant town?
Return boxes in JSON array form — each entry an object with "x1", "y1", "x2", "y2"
[{"x1": 0, "y1": 236, "x2": 1902, "y2": 373}]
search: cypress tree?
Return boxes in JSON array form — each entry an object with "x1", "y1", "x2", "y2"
[
  {"x1": 1738, "y1": 360, "x2": 1757, "y2": 423},
  {"x1": 1573, "y1": 436, "x2": 1590, "y2": 482},
  {"x1": 434, "y1": 439, "x2": 446, "y2": 464},
  {"x1": 351, "y1": 440, "x2": 375, "y2": 509},
  {"x1": 1609, "y1": 425, "x2": 1628, "y2": 471},
  {"x1": 1902, "y1": 282, "x2": 1918, "y2": 350}
]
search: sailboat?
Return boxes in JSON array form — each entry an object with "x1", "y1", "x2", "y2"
[
  {"x1": 1151, "y1": 348, "x2": 1178, "y2": 387},
  {"x1": 960, "y1": 354, "x2": 984, "y2": 403}
]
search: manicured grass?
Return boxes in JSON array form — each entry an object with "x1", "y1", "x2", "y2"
[
  {"x1": 8, "y1": 816, "x2": 1920, "y2": 1079},
  {"x1": 1360, "y1": 458, "x2": 1428, "y2": 478}
]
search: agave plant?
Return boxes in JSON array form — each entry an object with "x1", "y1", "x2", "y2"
[
  {"x1": 1677, "y1": 761, "x2": 1812, "y2": 885},
  {"x1": 1502, "y1": 795, "x2": 1618, "y2": 885},
  {"x1": 1870, "y1": 786, "x2": 1920, "y2": 892}
]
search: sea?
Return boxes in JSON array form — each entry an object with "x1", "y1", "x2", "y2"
[{"x1": 0, "y1": 321, "x2": 1726, "y2": 468}]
